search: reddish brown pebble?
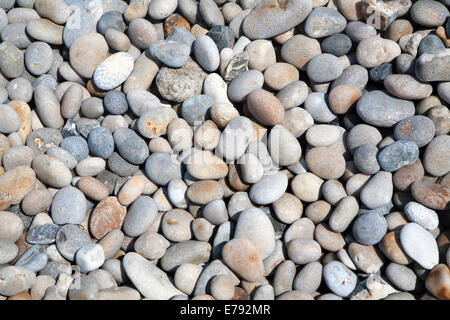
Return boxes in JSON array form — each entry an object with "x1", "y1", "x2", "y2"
[
  {"x1": 411, "y1": 181, "x2": 450, "y2": 210},
  {"x1": 247, "y1": 89, "x2": 285, "y2": 126},
  {"x1": 163, "y1": 13, "x2": 190, "y2": 37},
  {"x1": 425, "y1": 264, "x2": 450, "y2": 300},
  {"x1": 89, "y1": 196, "x2": 127, "y2": 239}
]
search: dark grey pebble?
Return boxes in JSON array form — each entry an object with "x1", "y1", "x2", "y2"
[
  {"x1": 369, "y1": 63, "x2": 393, "y2": 83},
  {"x1": 206, "y1": 25, "x2": 235, "y2": 52},
  {"x1": 321, "y1": 34, "x2": 352, "y2": 57}
]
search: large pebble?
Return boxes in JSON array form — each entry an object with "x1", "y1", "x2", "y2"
[
  {"x1": 400, "y1": 223, "x2": 439, "y2": 270},
  {"x1": 242, "y1": 0, "x2": 312, "y2": 40}
]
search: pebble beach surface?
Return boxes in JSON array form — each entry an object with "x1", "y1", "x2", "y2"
[{"x1": 0, "y1": 0, "x2": 449, "y2": 301}]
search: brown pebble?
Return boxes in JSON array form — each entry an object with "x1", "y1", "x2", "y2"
[
  {"x1": 425, "y1": 264, "x2": 450, "y2": 300},
  {"x1": 164, "y1": 13, "x2": 190, "y2": 37},
  {"x1": 328, "y1": 85, "x2": 361, "y2": 115},
  {"x1": 379, "y1": 230, "x2": 412, "y2": 265},
  {"x1": 227, "y1": 163, "x2": 250, "y2": 191},
  {"x1": 411, "y1": 181, "x2": 450, "y2": 210},
  {"x1": 304, "y1": 200, "x2": 332, "y2": 224},
  {"x1": 314, "y1": 223, "x2": 345, "y2": 252},
  {"x1": 118, "y1": 176, "x2": 145, "y2": 206},
  {"x1": 186, "y1": 180, "x2": 224, "y2": 205},
  {"x1": 222, "y1": 238, "x2": 264, "y2": 282},
  {"x1": 385, "y1": 19, "x2": 413, "y2": 42},
  {"x1": 89, "y1": 196, "x2": 127, "y2": 239},
  {"x1": 305, "y1": 147, "x2": 346, "y2": 180},
  {"x1": 77, "y1": 177, "x2": 110, "y2": 202},
  {"x1": 393, "y1": 158, "x2": 425, "y2": 192},
  {"x1": 247, "y1": 89, "x2": 285, "y2": 126}
]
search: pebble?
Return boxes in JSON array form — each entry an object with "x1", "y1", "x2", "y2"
[
  {"x1": 353, "y1": 211, "x2": 388, "y2": 245},
  {"x1": 307, "y1": 54, "x2": 344, "y2": 83},
  {"x1": 156, "y1": 58, "x2": 207, "y2": 103},
  {"x1": 321, "y1": 34, "x2": 352, "y2": 57},
  {"x1": 55, "y1": 224, "x2": 91, "y2": 262},
  {"x1": 348, "y1": 242, "x2": 384, "y2": 274},
  {"x1": 222, "y1": 238, "x2": 264, "y2": 282},
  {"x1": 264, "y1": 62, "x2": 299, "y2": 91},
  {"x1": 425, "y1": 264, "x2": 450, "y2": 300},
  {"x1": 0, "y1": 166, "x2": 36, "y2": 204},
  {"x1": 0, "y1": 238, "x2": 18, "y2": 264},
  {"x1": 0, "y1": 266, "x2": 36, "y2": 296},
  {"x1": 410, "y1": 0, "x2": 449, "y2": 28},
  {"x1": 357, "y1": 90, "x2": 415, "y2": 127},
  {"x1": 400, "y1": 223, "x2": 439, "y2": 270},
  {"x1": 384, "y1": 74, "x2": 433, "y2": 100},
  {"x1": 423, "y1": 135, "x2": 450, "y2": 177},
  {"x1": 386, "y1": 263, "x2": 418, "y2": 292},
  {"x1": 228, "y1": 70, "x2": 264, "y2": 102},
  {"x1": 404, "y1": 202, "x2": 439, "y2": 231},
  {"x1": 113, "y1": 128, "x2": 148, "y2": 165},
  {"x1": 122, "y1": 252, "x2": 183, "y2": 299},
  {"x1": 51, "y1": 186, "x2": 86, "y2": 225},
  {"x1": 411, "y1": 181, "x2": 450, "y2": 211},
  {"x1": 160, "y1": 240, "x2": 211, "y2": 272},
  {"x1": 377, "y1": 140, "x2": 419, "y2": 172},
  {"x1": 242, "y1": 0, "x2": 312, "y2": 40},
  {"x1": 304, "y1": 7, "x2": 346, "y2": 38},
  {"x1": 394, "y1": 116, "x2": 436, "y2": 148},
  {"x1": 249, "y1": 172, "x2": 288, "y2": 205},
  {"x1": 287, "y1": 238, "x2": 322, "y2": 265},
  {"x1": 149, "y1": 40, "x2": 190, "y2": 68},
  {"x1": 304, "y1": 92, "x2": 336, "y2": 123},
  {"x1": 14, "y1": 244, "x2": 47, "y2": 272},
  {"x1": 69, "y1": 33, "x2": 109, "y2": 79},
  {"x1": 415, "y1": 50, "x2": 450, "y2": 82},
  {"x1": 323, "y1": 261, "x2": 357, "y2": 297},
  {"x1": 93, "y1": 52, "x2": 134, "y2": 91},
  {"x1": 26, "y1": 223, "x2": 59, "y2": 245},
  {"x1": 89, "y1": 197, "x2": 127, "y2": 240},
  {"x1": 75, "y1": 243, "x2": 105, "y2": 274},
  {"x1": 122, "y1": 196, "x2": 158, "y2": 237}
]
